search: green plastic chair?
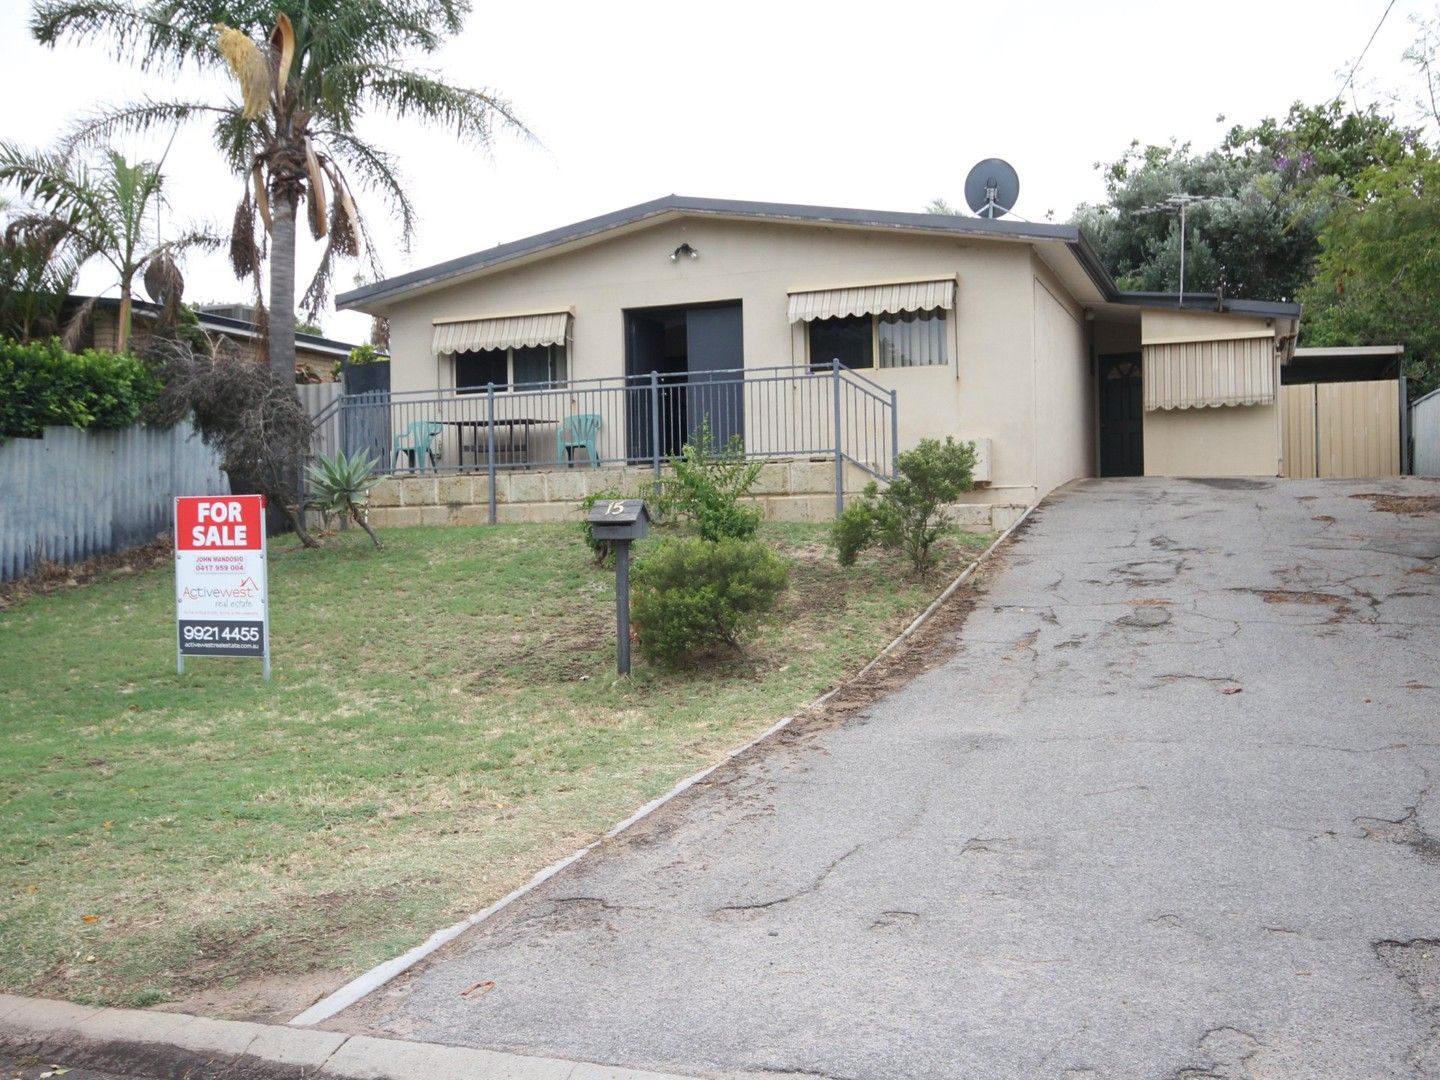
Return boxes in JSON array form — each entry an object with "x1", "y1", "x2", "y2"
[
  {"x1": 557, "y1": 413, "x2": 602, "y2": 467},
  {"x1": 394, "y1": 420, "x2": 443, "y2": 472}
]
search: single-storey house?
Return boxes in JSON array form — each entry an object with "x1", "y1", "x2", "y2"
[{"x1": 335, "y1": 195, "x2": 1301, "y2": 516}]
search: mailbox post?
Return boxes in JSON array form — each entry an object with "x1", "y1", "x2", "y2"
[{"x1": 585, "y1": 499, "x2": 650, "y2": 675}]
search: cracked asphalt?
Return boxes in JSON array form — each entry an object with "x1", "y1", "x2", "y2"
[{"x1": 335, "y1": 477, "x2": 1440, "y2": 1079}]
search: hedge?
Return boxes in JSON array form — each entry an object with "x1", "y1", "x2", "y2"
[{"x1": 0, "y1": 338, "x2": 159, "y2": 440}]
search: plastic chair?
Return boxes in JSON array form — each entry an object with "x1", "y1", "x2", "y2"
[
  {"x1": 394, "y1": 420, "x2": 443, "y2": 472},
  {"x1": 557, "y1": 414, "x2": 602, "y2": 467}
]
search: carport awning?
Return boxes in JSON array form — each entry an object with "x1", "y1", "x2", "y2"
[
  {"x1": 1144, "y1": 335, "x2": 1276, "y2": 410},
  {"x1": 432, "y1": 311, "x2": 570, "y2": 354},
  {"x1": 787, "y1": 279, "x2": 956, "y2": 323}
]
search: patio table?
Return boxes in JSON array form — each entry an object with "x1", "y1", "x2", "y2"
[{"x1": 441, "y1": 418, "x2": 557, "y2": 469}]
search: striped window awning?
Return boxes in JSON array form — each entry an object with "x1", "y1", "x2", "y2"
[
  {"x1": 787, "y1": 279, "x2": 956, "y2": 323},
  {"x1": 432, "y1": 311, "x2": 570, "y2": 355},
  {"x1": 1143, "y1": 335, "x2": 1275, "y2": 410}
]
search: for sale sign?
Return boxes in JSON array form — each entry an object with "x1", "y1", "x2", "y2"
[{"x1": 174, "y1": 495, "x2": 270, "y2": 675}]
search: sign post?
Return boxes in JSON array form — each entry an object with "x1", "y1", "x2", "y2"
[
  {"x1": 174, "y1": 494, "x2": 271, "y2": 679},
  {"x1": 585, "y1": 499, "x2": 650, "y2": 675}
]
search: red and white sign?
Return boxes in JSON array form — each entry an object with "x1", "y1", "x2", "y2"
[
  {"x1": 174, "y1": 495, "x2": 270, "y2": 672},
  {"x1": 176, "y1": 496, "x2": 264, "y2": 551}
]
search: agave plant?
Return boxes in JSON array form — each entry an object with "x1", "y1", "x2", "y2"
[{"x1": 306, "y1": 448, "x2": 382, "y2": 548}]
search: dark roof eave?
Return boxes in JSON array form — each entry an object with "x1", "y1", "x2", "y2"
[
  {"x1": 1114, "y1": 291, "x2": 1302, "y2": 320},
  {"x1": 336, "y1": 194, "x2": 1110, "y2": 310}
]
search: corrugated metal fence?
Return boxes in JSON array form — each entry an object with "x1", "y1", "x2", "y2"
[
  {"x1": 0, "y1": 423, "x2": 229, "y2": 581},
  {"x1": 1413, "y1": 388, "x2": 1440, "y2": 476},
  {"x1": 298, "y1": 382, "x2": 343, "y2": 460}
]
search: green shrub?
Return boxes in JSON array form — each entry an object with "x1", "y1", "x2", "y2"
[
  {"x1": 631, "y1": 537, "x2": 789, "y2": 666},
  {"x1": 668, "y1": 419, "x2": 762, "y2": 541},
  {"x1": 832, "y1": 437, "x2": 977, "y2": 573},
  {"x1": 833, "y1": 497, "x2": 880, "y2": 567},
  {"x1": 0, "y1": 338, "x2": 159, "y2": 440},
  {"x1": 346, "y1": 343, "x2": 386, "y2": 365}
]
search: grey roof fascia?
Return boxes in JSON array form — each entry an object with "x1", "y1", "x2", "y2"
[
  {"x1": 1115, "y1": 291, "x2": 1302, "y2": 319},
  {"x1": 335, "y1": 194, "x2": 1103, "y2": 311}
]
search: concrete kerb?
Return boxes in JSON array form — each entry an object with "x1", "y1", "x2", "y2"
[
  {"x1": 0, "y1": 994, "x2": 705, "y2": 1080},
  {"x1": 289, "y1": 502, "x2": 1037, "y2": 1029}
]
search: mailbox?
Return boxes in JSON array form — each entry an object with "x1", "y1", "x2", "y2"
[
  {"x1": 586, "y1": 499, "x2": 650, "y2": 542},
  {"x1": 585, "y1": 499, "x2": 649, "y2": 676}
]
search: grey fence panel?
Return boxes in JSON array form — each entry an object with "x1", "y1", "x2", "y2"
[
  {"x1": 1413, "y1": 388, "x2": 1440, "y2": 476},
  {"x1": 0, "y1": 422, "x2": 229, "y2": 581},
  {"x1": 298, "y1": 382, "x2": 344, "y2": 460}
]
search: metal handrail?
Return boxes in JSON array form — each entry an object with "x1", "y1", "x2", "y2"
[{"x1": 308, "y1": 361, "x2": 899, "y2": 522}]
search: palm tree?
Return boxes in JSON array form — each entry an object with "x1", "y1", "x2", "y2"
[
  {"x1": 0, "y1": 195, "x2": 79, "y2": 342},
  {"x1": 0, "y1": 146, "x2": 207, "y2": 351},
  {"x1": 32, "y1": 0, "x2": 528, "y2": 385}
]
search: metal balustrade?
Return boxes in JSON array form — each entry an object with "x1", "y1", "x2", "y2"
[{"x1": 309, "y1": 361, "x2": 897, "y2": 520}]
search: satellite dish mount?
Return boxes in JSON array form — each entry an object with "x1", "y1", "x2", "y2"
[{"x1": 964, "y1": 158, "x2": 1021, "y2": 219}]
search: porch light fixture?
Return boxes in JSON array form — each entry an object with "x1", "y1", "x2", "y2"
[{"x1": 670, "y1": 243, "x2": 698, "y2": 262}]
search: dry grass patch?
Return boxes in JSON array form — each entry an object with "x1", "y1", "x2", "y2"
[{"x1": 0, "y1": 521, "x2": 992, "y2": 1017}]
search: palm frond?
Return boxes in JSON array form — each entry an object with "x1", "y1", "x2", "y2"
[
  {"x1": 31, "y1": 0, "x2": 219, "y2": 74},
  {"x1": 61, "y1": 99, "x2": 232, "y2": 155},
  {"x1": 340, "y1": 64, "x2": 533, "y2": 150},
  {"x1": 60, "y1": 292, "x2": 100, "y2": 351},
  {"x1": 211, "y1": 108, "x2": 263, "y2": 175},
  {"x1": 316, "y1": 131, "x2": 416, "y2": 251}
]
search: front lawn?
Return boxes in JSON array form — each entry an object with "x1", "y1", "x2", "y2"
[{"x1": 0, "y1": 522, "x2": 991, "y2": 1015}]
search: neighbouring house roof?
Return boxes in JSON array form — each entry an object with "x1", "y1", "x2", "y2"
[
  {"x1": 335, "y1": 194, "x2": 1306, "y2": 322},
  {"x1": 70, "y1": 295, "x2": 367, "y2": 358}
]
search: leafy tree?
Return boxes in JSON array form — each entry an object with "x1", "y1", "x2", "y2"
[
  {"x1": 1072, "y1": 103, "x2": 1426, "y2": 302},
  {"x1": 0, "y1": 146, "x2": 207, "y2": 351},
  {"x1": 32, "y1": 0, "x2": 529, "y2": 386},
  {"x1": 1300, "y1": 156, "x2": 1440, "y2": 396}
]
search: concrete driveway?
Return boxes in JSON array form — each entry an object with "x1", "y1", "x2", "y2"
[{"x1": 335, "y1": 477, "x2": 1440, "y2": 1080}]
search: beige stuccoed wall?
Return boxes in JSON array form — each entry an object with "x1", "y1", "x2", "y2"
[
  {"x1": 1031, "y1": 260, "x2": 1094, "y2": 495},
  {"x1": 373, "y1": 217, "x2": 1077, "y2": 505},
  {"x1": 1140, "y1": 308, "x2": 1283, "y2": 477}
]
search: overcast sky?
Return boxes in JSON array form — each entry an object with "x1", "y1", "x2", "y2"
[{"x1": 0, "y1": 0, "x2": 1433, "y2": 343}]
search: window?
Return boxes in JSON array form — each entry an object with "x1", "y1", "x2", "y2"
[
  {"x1": 455, "y1": 344, "x2": 567, "y2": 393},
  {"x1": 808, "y1": 309, "x2": 948, "y2": 371}
]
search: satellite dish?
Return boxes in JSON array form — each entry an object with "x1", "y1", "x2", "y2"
[{"x1": 964, "y1": 158, "x2": 1020, "y2": 219}]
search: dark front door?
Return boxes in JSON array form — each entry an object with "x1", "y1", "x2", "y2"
[
  {"x1": 625, "y1": 314, "x2": 668, "y2": 464},
  {"x1": 1099, "y1": 353, "x2": 1143, "y2": 477},
  {"x1": 685, "y1": 303, "x2": 744, "y2": 449}
]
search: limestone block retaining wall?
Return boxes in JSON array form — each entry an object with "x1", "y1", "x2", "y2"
[{"x1": 364, "y1": 459, "x2": 1027, "y2": 532}]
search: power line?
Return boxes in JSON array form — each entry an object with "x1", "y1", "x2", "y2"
[{"x1": 1332, "y1": 0, "x2": 1397, "y2": 106}]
